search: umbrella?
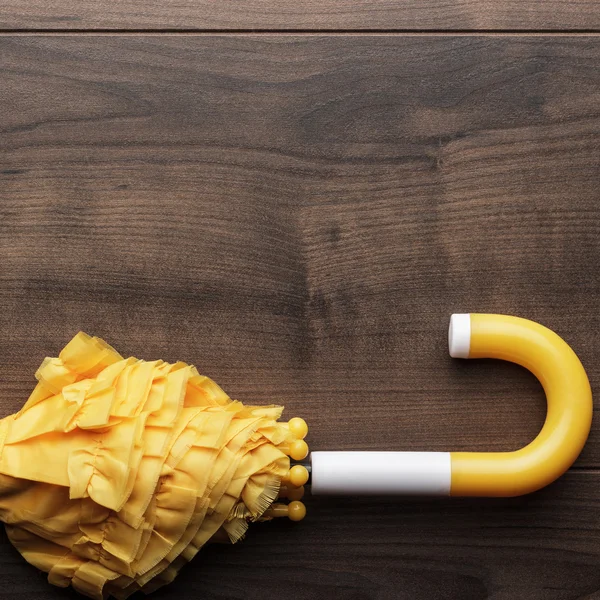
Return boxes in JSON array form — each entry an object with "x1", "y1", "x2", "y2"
[
  {"x1": 0, "y1": 313, "x2": 592, "y2": 598},
  {"x1": 0, "y1": 332, "x2": 309, "y2": 599}
]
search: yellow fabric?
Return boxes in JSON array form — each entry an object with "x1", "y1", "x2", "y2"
[{"x1": 0, "y1": 333, "x2": 292, "y2": 599}]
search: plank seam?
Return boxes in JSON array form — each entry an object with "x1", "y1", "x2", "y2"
[{"x1": 2, "y1": 29, "x2": 600, "y2": 35}]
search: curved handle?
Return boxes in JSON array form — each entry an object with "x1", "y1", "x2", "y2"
[
  {"x1": 310, "y1": 313, "x2": 593, "y2": 497},
  {"x1": 449, "y1": 313, "x2": 592, "y2": 496}
]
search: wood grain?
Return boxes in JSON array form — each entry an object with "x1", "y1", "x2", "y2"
[
  {"x1": 0, "y1": 471, "x2": 598, "y2": 599},
  {"x1": 2, "y1": 34, "x2": 600, "y2": 599},
  {"x1": 2, "y1": 35, "x2": 600, "y2": 462},
  {"x1": 1, "y1": 0, "x2": 600, "y2": 31}
]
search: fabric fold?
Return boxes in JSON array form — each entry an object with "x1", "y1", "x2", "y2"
[{"x1": 0, "y1": 332, "x2": 293, "y2": 599}]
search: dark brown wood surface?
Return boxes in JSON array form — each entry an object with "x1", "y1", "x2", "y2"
[
  {"x1": 2, "y1": 1, "x2": 600, "y2": 30},
  {"x1": 2, "y1": 31, "x2": 600, "y2": 600}
]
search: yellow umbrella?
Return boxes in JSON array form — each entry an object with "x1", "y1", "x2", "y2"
[
  {"x1": 0, "y1": 313, "x2": 592, "y2": 598},
  {"x1": 0, "y1": 332, "x2": 309, "y2": 599}
]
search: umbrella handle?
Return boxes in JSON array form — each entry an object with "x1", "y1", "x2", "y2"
[{"x1": 310, "y1": 313, "x2": 593, "y2": 497}]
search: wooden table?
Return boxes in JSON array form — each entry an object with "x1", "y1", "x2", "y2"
[{"x1": 1, "y1": 3, "x2": 600, "y2": 599}]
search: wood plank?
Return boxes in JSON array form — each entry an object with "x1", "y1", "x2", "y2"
[
  {"x1": 1, "y1": 36, "x2": 600, "y2": 472},
  {"x1": 149, "y1": 471, "x2": 600, "y2": 600},
  {"x1": 1, "y1": 1, "x2": 600, "y2": 31},
  {"x1": 0, "y1": 471, "x2": 597, "y2": 598}
]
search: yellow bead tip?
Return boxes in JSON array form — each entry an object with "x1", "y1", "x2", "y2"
[
  {"x1": 284, "y1": 465, "x2": 309, "y2": 488},
  {"x1": 279, "y1": 485, "x2": 305, "y2": 501},
  {"x1": 264, "y1": 501, "x2": 306, "y2": 521},
  {"x1": 288, "y1": 417, "x2": 309, "y2": 440},
  {"x1": 288, "y1": 501, "x2": 306, "y2": 522},
  {"x1": 289, "y1": 439, "x2": 309, "y2": 461}
]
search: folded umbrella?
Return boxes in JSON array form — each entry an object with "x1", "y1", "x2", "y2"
[
  {"x1": 0, "y1": 332, "x2": 308, "y2": 599},
  {"x1": 0, "y1": 313, "x2": 592, "y2": 598}
]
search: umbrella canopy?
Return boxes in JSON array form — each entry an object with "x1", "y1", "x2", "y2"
[{"x1": 0, "y1": 332, "x2": 307, "y2": 599}]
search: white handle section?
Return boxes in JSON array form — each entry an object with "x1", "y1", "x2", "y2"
[
  {"x1": 448, "y1": 313, "x2": 471, "y2": 358},
  {"x1": 310, "y1": 451, "x2": 451, "y2": 495}
]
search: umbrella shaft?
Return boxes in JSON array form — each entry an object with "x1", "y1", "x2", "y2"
[{"x1": 309, "y1": 451, "x2": 451, "y2": 495}]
